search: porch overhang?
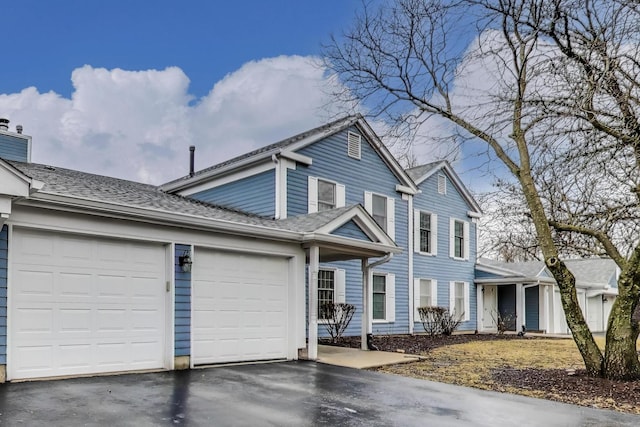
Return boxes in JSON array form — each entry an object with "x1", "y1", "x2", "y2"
[{"x1": 302, "y1": 234, "x2": 401, "y2": 262}]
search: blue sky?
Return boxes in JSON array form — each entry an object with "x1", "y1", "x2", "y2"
[
  {"x1": 2, "y1": 1, "x2": 359, "y2": 99},
  {"x1": 0, "y1": 0, "x2": 483, "y2": 189}
]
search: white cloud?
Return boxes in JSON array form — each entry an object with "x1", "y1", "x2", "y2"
[{"x1": 0, "y1": 56, "x2": 346, "y2": 184}]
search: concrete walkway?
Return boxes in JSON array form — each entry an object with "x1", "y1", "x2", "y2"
[{"x1": 317, "y1": 344, "x2": 421, "y2": 369}]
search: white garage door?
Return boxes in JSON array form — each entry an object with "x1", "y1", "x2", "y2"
[
  {"x1": 192, "y1": 249, "x2": 289, "y2": 365},
  {"x1": 9, "y1": 228, "x2": 167, "y2": 380}
]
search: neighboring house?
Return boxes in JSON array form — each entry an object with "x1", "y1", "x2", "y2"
[
  {"x1": 0, "y1": 118, "x2": 399, "y2": 381},
  {"x1": 162, "y1": 115, "x2": 482, "y2": 339},
  {"x1": 475, "y1": 258, "x2": 619, "y2": 334}
]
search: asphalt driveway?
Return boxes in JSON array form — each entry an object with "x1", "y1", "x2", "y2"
[{"x1": 0, "y1": 361, "x2": 638, "y2": 426}]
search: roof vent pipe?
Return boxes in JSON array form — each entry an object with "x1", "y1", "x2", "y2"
[
  {"x1": 16, "y1": 125, "x2": 23, "y2": 134},
  {"x1": 0, "y1": 118, "x2": 8, "y2": 131},
  {"x1": 189, "y1": 145, "x2": 195, "y2": 177}
]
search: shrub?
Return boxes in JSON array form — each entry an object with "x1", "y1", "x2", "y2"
[
  {"x1": 320, "y1": 303, "x2": 356, "y2": 343},
  {"x1": 418, "y1": 306, "x2": 463, "y2": 336},
  {"x1": 491, "y1": 310, "x2": 516, "y2": 334}
]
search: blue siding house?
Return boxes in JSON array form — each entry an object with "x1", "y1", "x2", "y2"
[{"x1": 163, "y1": 115, "x2": 483, "y2": 338}]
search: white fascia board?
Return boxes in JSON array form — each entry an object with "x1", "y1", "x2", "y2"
[
  {"x1": 474, "y1": 277, "x2": 555, "y2": 285},
  {"x1": 395, "y1": 184, "x2": 418, "y2": 195},
  {"x1": 314, "y1": 205, "x2": 395, "y2": 246},
  {"x1": 279, "y1": 150, "x2": 312, "y2": 165},
  {"x1": 301, "y1": 233, "x2": 402, "y2": 254},
  {"x1": 20, "y1": 192, "x2": 303, "y2": 243}
]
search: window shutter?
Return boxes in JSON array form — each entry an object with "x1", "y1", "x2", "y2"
[
  {"x1": 364, "y1": 191, "x2": 373, "y2": 213},
  {"x1": 449, "y1": 218, "x2": 455, "y2": 258},
  {"x1": 463, "y1": 221, "x2": 470, "y2": 261},
  {"x1": 431, "y1": 280, "x2": 438, "y2": 306},
  {"x1": 386, "y1": 273, "x2": 395, "y2": 322},
  {"x1": 308, "y1": 176, "x2": 318, "y2": 213},
  {"x1": 387, "y1": 197, "x2": 395, "y2": 240},
  {"x1": 464, "y1": 281, "x2": 470, "y2": 321},
  {"x1": 449, "y1": 281, "x2": 455, "y2": 314},
  {"x1": 336, "y1": 183, "x2": 346, "y2": 208},
  {"x1": 335, "y1": 269, "x2": 346, "y2": 303},
  {"x1": 432, "y1": 214, "x2": 438, "y2": 256},
  {"x1": 413, "y1": 278, "x2": 421, "y2": 321},
  {"x1": 413, "y1": 210, "x2": 421, "y2": 253}
]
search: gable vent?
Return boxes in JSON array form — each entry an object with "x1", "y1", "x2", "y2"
[
  {"x1": 438, "y1": 174, "x2": 447, "y2": 194},
  {"x1": 347, "y1": 131, "x2": 361, "y2": 159}
]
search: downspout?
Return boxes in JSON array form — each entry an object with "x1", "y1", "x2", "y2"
[
  {"x1": 361, "y1": 253, "x2": 393, "y2": 350},
  {"x1": 407, "y1": 195, "x2": 414, "y2": 334}
]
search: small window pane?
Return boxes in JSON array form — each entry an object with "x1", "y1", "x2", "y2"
[
  {"x1": 454, "y1": 220, "x2": 464, "y2": 258},
  {"x1": 372, "y1": 194, "x2": 387, "y2": 231},
  {"x1": 419, "y1": 279, "x2": 432, "y2": 307},
  {"x1": 420, "y1": 212, "x2": 431, "y2": 253},
  {"x1": 454, "y1": 281, "x2": 465, "y2": 318},
  {"x1": 318, "y1": 180, "x2": 336, "y2": 211},
  {"x1": 318, "y1": 270, "x2": 335, "y2": 320},
  {"x1": 373, "y1": 275, "x2": 386, "y2": 320}
]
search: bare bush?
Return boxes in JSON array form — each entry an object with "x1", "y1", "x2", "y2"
[
  {"x1": 320, "y1": 303, "x2": 356, "y2": 343},
  {"x1": 418, "y1": 306, "x2": 463, "y2": 336}
]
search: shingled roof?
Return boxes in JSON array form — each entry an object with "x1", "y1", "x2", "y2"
[
  {"x1": 7, "y1": 160, "x2": 355, "y2": 234},
  {"x1": 162, "y1": 115, "x2": 361, "y2": 189}
]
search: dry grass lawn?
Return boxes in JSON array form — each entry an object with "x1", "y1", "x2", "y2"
[{"x1": 377, "y1": 336, "x2": 640, "y2": 414}]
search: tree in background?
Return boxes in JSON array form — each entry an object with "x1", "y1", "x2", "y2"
[{"x1": 325, "y1": 0, "x2": 640, "y2": 379}]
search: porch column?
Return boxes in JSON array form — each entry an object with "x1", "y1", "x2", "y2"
[
  {"x1": 476, "y1": 284, "x2": 483, "y2": 332},
  {"x1": 361, "y1": 258, "x2": 370, "y2": 351},
  {"x1": 516, "y1": 283, "x2": 524, "y2": 331},
  {"x1": 308, "y1": 245, "x2": 319, "y2": 360},
  {"x1": 544, "y1": 285, "x2": 551, "y2": 333}
]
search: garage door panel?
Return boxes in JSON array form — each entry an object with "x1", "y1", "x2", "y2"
[
  {"x1": 192, "y1": 249, "x2": 289, "y2": 365},
  {"x1": 10, "y1": 229, "x2": 167, "y2": 380}
]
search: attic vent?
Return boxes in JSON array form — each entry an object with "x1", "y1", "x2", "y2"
[
  {"x1": 438, "y1": 174, "x2": 447, "y2": 194},
  {"x1": 347, "y1": 131, "x2": 361, "y2": 159}
]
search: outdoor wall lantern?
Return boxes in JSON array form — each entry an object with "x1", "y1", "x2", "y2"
[{"x1": 179, "y1": 250, "x2": 193, "y2": 273}]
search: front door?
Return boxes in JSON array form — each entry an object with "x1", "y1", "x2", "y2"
[{"x1": 483, "y1": 285, "x2": 497, "y2": 330}]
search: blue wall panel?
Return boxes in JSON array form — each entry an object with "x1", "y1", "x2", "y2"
[
  {"x1": 290, "y1": 126, "x2": 411, "y2": 336},
  {"x1": 190, "y1": 169, "x2": 275, "y2": 217},
  {"x1": 331, "y1": 220, "x2": 372, "y2": 242},
  {"x1": 413, "y1": 169, "x2": 478, "y2": 331},
  {"x1": 0, "y1": 225, "x2": 7, "y2": 364},
  {"x1": 174, "y1": 244, "x2": 191, "y2": 357},
  {"x1": 525, "y1": 285, "x2": 540, "y2": 331},
  {"x1": 0, "y1": 134, "x2": 28, "y2": 162}
]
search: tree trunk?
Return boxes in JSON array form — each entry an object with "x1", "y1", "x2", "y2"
[
  {"x1": 603, "y1": 271, "x2": 640, "y2": 380},
  {"x1": 546, "y1": 259, "x2": 604, "y2": 376}
]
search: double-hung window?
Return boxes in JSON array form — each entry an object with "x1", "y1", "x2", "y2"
[
  {"x1": 308, "y1": 177, "x2": 345, "y2": 213},
  {"x1": 413, "y1": 278, "x2": 438, "y2": 321},
  {"x1": 449, "y1": 281, "x2": 470, "y2": 321},
  {"x1": 414, "y1": 210, "x2": 437, "y2": 255},
  {"x1": 317, "y1": 269, "x2": 346, "y2": 321},
  {"x1": 317, "y1": 179, "x2": 336, "y2": 211},
  {"x1": 318, "y1": 270, "x2": 335, "y2": 320},
  {"x1": 449, "y1": 218, "x2": 469, "y2": 260},
  {"x1": 371, "y1": 272, "x2": 395, "y2": 322},
  {"x1": 364, "y1": 192, "x2": 395, "y2": 240}
]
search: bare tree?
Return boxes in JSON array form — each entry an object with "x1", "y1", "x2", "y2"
[{"x1": 325, "y1": 0, "x2": 640, "y2": 379}]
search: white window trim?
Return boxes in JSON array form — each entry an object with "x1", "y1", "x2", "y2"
[
  {"x1": 308, "y1": 176, "x2": 346, "y2": 213},
  {"x1": 413, "y1": 278, "x2": 438, "y2": 322},
  {"x1": 449, "y1": 218, "x2": 470, "y2": 261},
  {"x1": 318, "y1": 268, "x2": 346, "y2": 324},
  {"x1": 449, "y1": 281, "x2": 470, "y2": 322},
  {"x1": 364, "y1": 191, "x2": 395, "y2": 240},
  {"x1": 413, "y1": 209, "x2": 437, "y2": 256},
  {"x1": 347, "y1": 131, "x2": 362, "y2": 160},
  {"x1": 371, "y1": 272, "x2": 395, "y2": 323}
]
